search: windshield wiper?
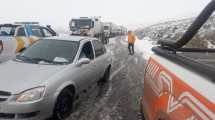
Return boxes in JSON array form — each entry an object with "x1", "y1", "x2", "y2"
[
  {"x1": 31, "y1": 58, "x2": 54, "y2": 64},
  {"x1": 16, "y1": 56, "x2": 69, "y2": 65},
  {"x1": 16, "y1": 55, "x2": 35, "y2": 63}
]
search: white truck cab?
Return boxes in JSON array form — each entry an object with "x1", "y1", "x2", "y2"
[
  {"x1": 70, "y1": 17, "x2": 104, "y2": 38},
  {"x1": 104, "y1": 22, "x2": 112, "y2": 38}
]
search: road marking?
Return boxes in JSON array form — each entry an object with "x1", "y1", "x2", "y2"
[
  {"x1": 110, "y1": 57, "x2": 132, "y2": 80},
  {"x1": 101, "y1": 57, "x2": 134, "y2": 119},
  {"x1": 110, "y1": 64, "x2": 126, "y2": 80},
  {"x1": 104, "y1": 63, "x2": 127, "y2": 98}
]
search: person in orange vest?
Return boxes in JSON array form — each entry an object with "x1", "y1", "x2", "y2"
[{"x1": 127, "y1": 31, "x2": 136, "y2": 55}]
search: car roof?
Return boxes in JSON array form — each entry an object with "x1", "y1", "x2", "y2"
[
  {"x1": 0, "y1": 24, "x2": 44, "y2": 28},
  {"x1": 0, "y1": 24, "x2": 20, "y2": 27},
  {"x1": 43, "y1": 35, "x2": 96, "y2": 42}
]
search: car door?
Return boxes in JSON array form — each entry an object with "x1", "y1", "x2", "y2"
[
  {"x1": 24, "y1": 25, "x2": 38, "y2": 44},
  {"x1": 0, "y1": 25, "x2": 18, "y2": 62},
  {"x1": 41, "y1": 27, "x2": 55, "y2": 37},
  {"x1": 29, "y1": 26, "x2": 44, "y2": 41},
  {"x1": 75, "y1": 41, "x2": 97, "y2": 92},
  {"x1": 15, "y1": 27, "x2": 30, "y2": 52},
  {"x1": 92, "y1": 40, "x2": 107, "y2": 80}
]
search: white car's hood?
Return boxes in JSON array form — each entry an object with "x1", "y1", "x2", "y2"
[{"x1": 0, "y1": 60, "x2": 66, "y2": 94}]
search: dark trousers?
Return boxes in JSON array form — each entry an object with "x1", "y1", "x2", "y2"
[{"x1": 128, "y1": 43, "x2": 134, "y2": 55}]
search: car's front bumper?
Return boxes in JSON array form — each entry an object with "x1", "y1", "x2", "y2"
[{"x1": 0, "y1": 95, "x2": 55, "y2": 120}]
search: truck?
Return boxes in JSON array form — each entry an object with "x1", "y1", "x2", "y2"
[
  {"x1": 140, "y1": 0, "x2": 215, "y2": 120},
  {"x1": 69, "y1": 17, "x2": 107, "y2": 43},
  {"x1": 122, "y1": 26, "x2": 128, "y2": 35},
  {"x1": 116, "y1": 26, "x2": 122, "y2": 35},
  {"x1": 117, "y1": 26, "x2": 127, "y2": 36},
  {"x1": 104, "y1": 22, "x2": 112, "y2": 38},
  {"x1": 110, "y1": 23, "x2": 119, "y2": 37}
]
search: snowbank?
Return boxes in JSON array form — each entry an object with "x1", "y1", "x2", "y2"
[
  {"x1": 135, "y1": 37, "x2": 155, "y2": 60},
  {"x1": 108, "y1": 36, "x2": 155, "y2": 60},
  {"x1": 207, "y1": 41, "x2": 215, "y2": 48}
]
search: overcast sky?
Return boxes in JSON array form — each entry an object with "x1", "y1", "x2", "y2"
[{"x1": 0, "y1": 0, "x2": 212, "y2": 30}]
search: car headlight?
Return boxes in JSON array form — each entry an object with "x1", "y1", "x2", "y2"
[{"x1": 16, "y1": 87, "x2": 45, "y2": 102}]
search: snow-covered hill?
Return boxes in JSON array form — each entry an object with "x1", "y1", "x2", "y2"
[{"x1": 135, "y1": 16, "x2": 215, "y2": 48}]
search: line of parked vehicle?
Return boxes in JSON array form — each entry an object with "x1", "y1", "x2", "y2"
[
  {"x1": 69, "y1": 17, "x2": 127, "y2": 44},
  {"x1": 0, "y1": 17, "x2": 127, "y2": 63},
  {"x1": 0, "y1": 19, "x2": 125, "y2": 120}
]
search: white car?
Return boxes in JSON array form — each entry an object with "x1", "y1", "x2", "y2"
[
  {"x1": 0, "y1": 23, "x2": 57, "y2": 63},
  {"x1": 0, "y1": 36, "x2": 112, "y2": 120}
]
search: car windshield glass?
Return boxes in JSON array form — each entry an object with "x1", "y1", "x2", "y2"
[
  {"x1": 0, "y1": 26, "x2": 16, "y2": 36},
  {"x1": 16, "y1": 39, "x2": 79, "y2": 64},
  {"x1": 72, "y1": 19, "x2": 92, "y2": 28}
]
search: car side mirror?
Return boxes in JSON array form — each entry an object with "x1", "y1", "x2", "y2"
[{"x1": 76, "y1": 58, "x2": 90, "y2": 66}]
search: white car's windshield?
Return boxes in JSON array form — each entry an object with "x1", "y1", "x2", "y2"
[{"x1": 16, "y1": 39, "x2": 79, "y2": 64}]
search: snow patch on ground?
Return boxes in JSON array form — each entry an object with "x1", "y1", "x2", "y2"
[
  {"x1": 108, "y1": 36, "x2": 155, "y2": 60},
  {"x1": 109, "y1": 37, "x2": 118, "y2": 45},
  {"x1": 207, "y1": 41, "x2": 215, "y2": 48},
  {"x1": 135, "y1": 37, "x2": 155, "y2": 60}
]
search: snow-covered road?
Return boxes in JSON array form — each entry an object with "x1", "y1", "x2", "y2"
[
  {"x1": 135, "y1": 37, "x2": 156, "y2": 60},
  {"x1": 121, "y1": 35, "x2": 155, "y2": 60}
]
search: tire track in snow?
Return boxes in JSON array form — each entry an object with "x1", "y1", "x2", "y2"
[{"x1": 105, "y1": 57, "x2": 132, "y2": 100}]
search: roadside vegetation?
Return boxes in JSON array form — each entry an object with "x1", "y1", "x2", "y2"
[{"x1": 135, "y1": 16, "x2": 215, "y2": 48}]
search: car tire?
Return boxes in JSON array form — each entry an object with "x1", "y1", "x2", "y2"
[
  {"x1": 99, "y1": 67, "x2": 111, "y2": 84},
  {"x1": 139, "y1": 99, "x2": 146, "y2": 120},
  {"x1": 138, "y1": 111, "x2": 145, "y2": 120},
  {"x1": 52, "y1": 89, "x2": 74, "y2": 120}
]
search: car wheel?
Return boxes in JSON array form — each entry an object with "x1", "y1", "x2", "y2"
[
  {"x1": 0, "y1": 40, "x2": 3, "y2": 54},
  {"x1": 53, "y1": 89, "x2": 74, "y2": 120},
  {"x1": 138, "y1": 98, "x2": 146, "y2": 120},
  {"x1": 99, "y1": 67, "x2": 111, "y2": 84},
  {"x1": 138, "y1": 111, "x2": 145, "y2": 120}
]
